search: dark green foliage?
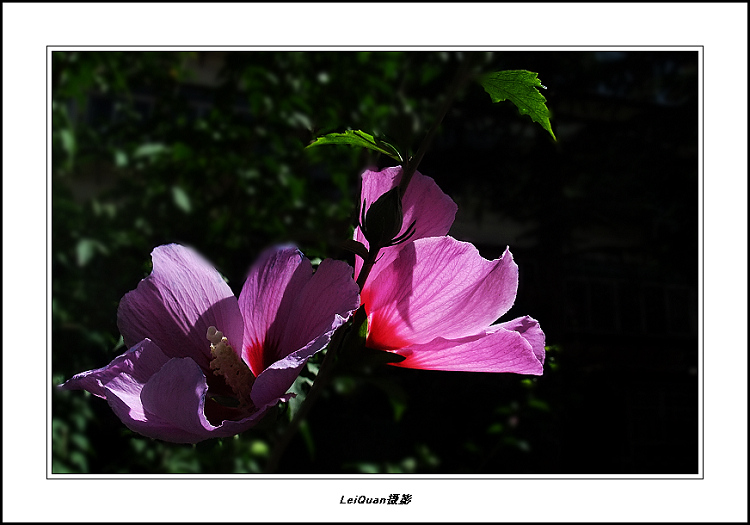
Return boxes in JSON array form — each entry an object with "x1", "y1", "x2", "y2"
[
  {"x1": 51, "y1": 50, "x2": 698, "y2": 475},
  {"x1": 51, "y1": 51, "x2": 487, "y2": 474}
]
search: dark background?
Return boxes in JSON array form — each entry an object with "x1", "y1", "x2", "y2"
[{"x1": 51, "y1": 50, "x2": 699, "y2": 474}]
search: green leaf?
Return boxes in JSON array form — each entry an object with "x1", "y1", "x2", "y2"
[
  {"x1": 249, "y1": 440, "x2": 270, "y2": 458},
  {"x1": 171, "y1": 185, "x2": 192, "y2": 213},
  {"x1": 479, "y1": 70, "x2": 556, "y2": 141},
  {"x1": 76, "y1": 238, "x2": 108, "y2": 267},
  {"x1": 487, "y1": 422, "x2": 504, "y2": 435},
  {"x1": 60, "y1": 129, "x2": 76, "y2": 158},
  {"x1": 287, "y1": 372, "x2": 315, "y2": 421},
  {"x1": 306, "y1": 130, "x2": 403, "y2": 162},
  {"x1": 528, "y1": 398, "x2": 551, "y2": 412},
  {"x1": 354, "y1": 462, "x2": 380, "y2": 474},
  {"x1": 133, "y1": 142, "x2": 168, "y2": 158}
]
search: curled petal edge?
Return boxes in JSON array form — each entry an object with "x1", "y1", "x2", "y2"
[
  {"x1": 61, "y1": 339, "x2": 285, "y2": 444},
  {"x1": 389, "y1": 325, "x2": 544, "y2": 375},
  {"x1": 495, "y1": 315, "x2": 546, "y2": 366}
]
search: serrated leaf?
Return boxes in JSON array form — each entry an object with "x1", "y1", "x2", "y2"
[
  {"x1": 306, "y1": 130, "x2": 403, "y2": 162},
  {"x1": 480, "y1": 70, "x2": 556, "y2": 141}
]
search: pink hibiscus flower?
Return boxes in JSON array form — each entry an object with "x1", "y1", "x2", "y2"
[
  {"x1": 61, "y1": 244, "x2": 359, "y2": 443},
  {"x1": 355, "y1": 166, "x2": 545, "y2": 374}
]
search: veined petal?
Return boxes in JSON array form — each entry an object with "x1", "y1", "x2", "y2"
[
  {"x1": 60, "y1": 338, "x2": 171, "y2": 399},
  {"x1": 251, "y1": 313, "x2": 349, "y2": 408},
  {"x1": 390, "y1": 328, "x2": 544, "y2": 375},
  {"x1": 240, "y1": 248, "x2": 359, "y2": 377},
  {"x1": 496, "y1": 315, "x2": 546, "y2": 366},
  {"x1": 363, "y1": 237, "x2": 519, "y2": 348},
  {"x1": 117, "y1": 244, "x2": 244, "y2": 372},
  {"x1": 354, "y1": 167, "x2": 457, "y2": 283},
  {"x1": 62, "y1": 339, "x2": 272, "y2": 444},
  {"x1": 278, "y1": 258, "x2": 360, "y2": 356},
  {"x1": 238, "y1": 246, "x2": 312, "y2": 376}
]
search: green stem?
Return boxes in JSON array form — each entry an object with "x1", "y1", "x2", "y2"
[
  {"x1": 355, "y1": 247, "x2": 380, "y2": 292},
  {"x1": 262, "y1": 310, "x2": 358, "y2": 473},
  {"x1": 263, "y1": 53, "x2": 479, "y2": 473}
]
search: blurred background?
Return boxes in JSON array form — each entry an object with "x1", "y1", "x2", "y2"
[{"x1": 51, "y1": 50, "x2": 699, "y2": 474}]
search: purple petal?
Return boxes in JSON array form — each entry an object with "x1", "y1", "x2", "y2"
[
  {"x1": 239, "y1": 249, "x2": 359, "y2": 377},
  {"x1": 363, "y1": 237, "x2": 518, "y2": 349},
  {"x1": 62, "y1": 339, "x2": 273, "y2": 444},
  {"x1": 60, "y1": 338, "x2": 171, "y2": 399},
  {"x1": 240, "y1": 252, "x2": 359, "y2": 405},
  {"x1": 117, "y1": 244, "x2": 244, "y2": 373},
  {"x1": 496, "y1": 315, "x2": 546, "y2": 366},
  {"x1": 354, "y1": 167, "x2": 457, "y2": 284},
  {"x1": 391, "y1": 328, "x2": 544, "y2": 375},
  {"x1": 139, "y1": 356, "x2": 272, "y2": 443},
  {"x1": 251, "y1": 313, "x2": 349, "y2": 408},
  {"x1": 278, "y1": 258, "x2": 360, "y2": 356},
  {"x1": 238, "y1": 246, "x2": 311, "y2": 376}
]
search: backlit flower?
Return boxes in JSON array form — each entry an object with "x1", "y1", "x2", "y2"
[
  {"x1": 355, "y1": 166, "x2": 545, "y2": 374},
  {"x1": 61, "y1": 243, "x2": 359, "y2": 443}
]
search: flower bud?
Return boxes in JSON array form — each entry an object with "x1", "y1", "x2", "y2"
[{"x1": 362, "y1": 187, "x2": 404, "y2": 249}]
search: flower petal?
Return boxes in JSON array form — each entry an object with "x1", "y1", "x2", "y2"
[
  {"x1": 391, "y1": 328, "x2": 544, "y2": 375},
  {"x1": 251, "y1": 313, "x2": 349, "y2": 408},
  {"x1": 117, "y1": 244, "x2": 243, "y2": 372},
  {"x1": 496, "y1": 315, "x2": 546, "y2": 366},
  {"x1": 139, "y1": 356, "x2": 271, "y2": 443},
  {"x1": 238, "y1": 245, "x2": 311, "y2": 376},
  {"x1": 363, "y1": 237, "x2": 518, "y2": 348},
  {"x1": 239, "y1": 248, "x2": 359, "y2": 377},
  {"x1": 354, "y1": 166, "x2": 457, "y2": 283},
  {"x1": 60, "y1": 338, "x2": 171, "y2": 399},
  {"x1": 278, "y1": 258, "x2": 360, "y2": 356},
  {"x1": 62, "y1": 339, "x2": 272, "y2": 443}
]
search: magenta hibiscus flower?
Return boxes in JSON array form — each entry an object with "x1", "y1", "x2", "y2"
[
  {"x1": 355, "y1": 166, "x2": 545, "y2": 375},
  {"x1": 61, "y1": 244, "x2": 359, "y2": 443}
]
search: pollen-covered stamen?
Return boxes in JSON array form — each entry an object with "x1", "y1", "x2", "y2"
[{"x1": 206, "y1": 326, "x2": 255, "y2": 410}]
